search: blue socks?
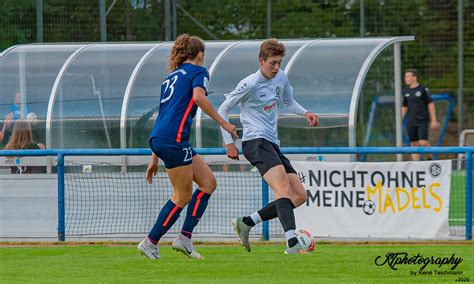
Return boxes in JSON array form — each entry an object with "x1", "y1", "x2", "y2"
[
  {"x1": 181, "y1": 189, "x2": 211, "y2": 239},
  {"x1": 147, "y1": 189, "x2": 211, "y2": 244},
  {"x1": 148, "y1": 199, "x2": 183, "y2": 244}
]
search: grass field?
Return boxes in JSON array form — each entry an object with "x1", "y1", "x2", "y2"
[
  {"x1": 1, "y1": 242, "x2": 472, "y2": 283},
  {"x1": 450, "y1": 170, "x2": 469, "y2": 226}
]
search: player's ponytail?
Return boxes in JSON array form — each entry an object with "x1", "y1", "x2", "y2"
[{"x1": 168, "y1": 34, "x2": 205, "y2": 71}]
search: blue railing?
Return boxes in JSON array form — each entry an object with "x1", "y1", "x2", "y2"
[{"x1": 0, "y1": 146, "x2": 473, "y2": 241}]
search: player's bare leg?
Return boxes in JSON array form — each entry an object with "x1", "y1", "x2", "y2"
[
  {"x1": 173, "y1": 155, "x2": 216, "y2": 259},
  {"x1": 263, "y1": 165, "x2": 291, "y2": 199},
  {"x1": 287, "y1": 173, "x2": 307, "y2": 207},
  {"x1": 167, "y1": 164, "x2": 194, "y2": 207},
  {"x1": 138, "y1": 164, "x2": 193, "y2": 260},
  {"x1": 192, "y1": 154, "x2": 217, "y2": 195},
  {"x1": 418, "y1": 139, "x2": 432, "y2": 160},
  {"x1": 410, "y1": 141, "x2": 420, "y2": 161}
]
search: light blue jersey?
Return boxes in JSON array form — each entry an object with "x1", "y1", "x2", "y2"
[{"x1": 218, "y1": 69, "x2": 307, "y2": 146}]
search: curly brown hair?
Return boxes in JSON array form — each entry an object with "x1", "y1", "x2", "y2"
[{"x1": 168, "y1": 34, "x2": 205, "y2": 71}]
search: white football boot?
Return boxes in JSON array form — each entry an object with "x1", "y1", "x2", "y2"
[
  {"x1": 137, "y1": 238, "x2": 160, "y2": 259},
  {"x1": 284, "y1": 241, "x2": 308, "y2": 255},
  {"x1": 172, "y1": 234, "x2": 204, "y2": 259}
]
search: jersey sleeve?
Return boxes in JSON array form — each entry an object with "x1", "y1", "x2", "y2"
[
  {"x1": 423, "y1": 87, "x2": 433, "y2": 104},
  {"x1": 218, "y1": 79, "x2": 253, "y2": 145},
  {"x1": 192, "y1": 70, "x2": 210, "y2": 96},
  {"x1": 402, "y1": 90, "x2": 408, "y2": 107},
  {"x1": 281, "y1": 73, "x2": 308, "y2": 116}
]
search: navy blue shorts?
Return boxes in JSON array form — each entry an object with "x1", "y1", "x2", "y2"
[{"x1": 149, "y1": 137, "x2": 197, "y2": 169}]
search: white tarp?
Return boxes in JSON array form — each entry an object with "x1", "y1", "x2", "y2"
[{"x1": 292, "y1": 160, "x2": 451, "y2": 239}]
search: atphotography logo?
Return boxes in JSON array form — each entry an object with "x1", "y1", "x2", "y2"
[{"x1": 375, "y1": 252, "x2": 463, "y2": 271}]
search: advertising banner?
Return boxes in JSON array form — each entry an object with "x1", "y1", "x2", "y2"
[{"x1": 292, "y1": 160, "x2": 451, "y2": 238}]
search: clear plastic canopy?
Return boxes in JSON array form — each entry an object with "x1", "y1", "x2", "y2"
[{"x1": 0, "y1": 37, "x2": 413, "y2": 150}]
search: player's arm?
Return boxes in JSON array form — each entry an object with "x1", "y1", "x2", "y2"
[
  {"x1": 193, "y1": 87, "x2": 237, "y2": 139},
  {"x1": 0, "y1": 113, "x2": 13, "y2": 143},
  {"x1": 146, "y1": 153, "x2": 159, "y2": 185},
  {"x1": 0, "y1": 120, "x2": 5, "y2": 142},
  {"x1": 2, "y1": 113, "x2": 13, "y2": 131},
  {"x1": 424, "y1": 87, "x2": 439, "y2": 130},
  {"x1": 428, "y1": 102, "x2": 439, "y2": 129},
  {"x1": 282, "y1": 77, "x2": 318, "y2": 127},
  {"x1": 218, "y1": 80, "x2": 252, "y2": 160},
  {"x1": 191, "y1": 71, "x2": 237, "y2": 139},
  {"x1": 402, "y1": 92, "x2": 408, "y2": 121}
]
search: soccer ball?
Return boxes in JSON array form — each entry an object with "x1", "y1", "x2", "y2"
[
  {"x1": 295, "y1": 229, "x2": 315, "y2": 253},
  {"x1": 362, "y1": 200, "x2": 376, "y2": 215}
]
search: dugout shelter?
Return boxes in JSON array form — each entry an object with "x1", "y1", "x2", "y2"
[{"x1": 0, "y1": 37, "x2": 414, "y2": 156}]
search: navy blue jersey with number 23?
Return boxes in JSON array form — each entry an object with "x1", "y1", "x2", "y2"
[{"x1": 150, "y1": 63, "x2": 209, "y2": 142}]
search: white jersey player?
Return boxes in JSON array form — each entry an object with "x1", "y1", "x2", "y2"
[
  {"x1": 219, "y1": 68, "x2": 308, "y2": 146},
  {"x1": 218, "y1": 39, "x2": 318, "y2": 254}
]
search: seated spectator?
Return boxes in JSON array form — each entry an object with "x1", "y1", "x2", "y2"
[
  {"x1": 1, "y1": 92, "x2": 30, "y2": 146},
  {"x1": 0, "y1": 91, "x2": 28, "y2": 145},
  {"x1": 4, "y1": 120, "x2": 45, "y2": 174},
  {"x1": 1, "y1": 113, "x2": 14, "y2": 146}
]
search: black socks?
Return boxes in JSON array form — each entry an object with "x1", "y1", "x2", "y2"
[
  {"x1": 242, "y1": 199, "x2": 296, "y2": 227},
  {"x1": 275, "y1": 198, "x2": 298, "y2": 247},
  {"x1": 242, "y1": 216, "x2": 255, "y2": 226}
]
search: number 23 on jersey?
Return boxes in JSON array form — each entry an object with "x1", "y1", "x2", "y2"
[{"x1": 160, "y1": 75, "x2": 179, "y2": 104}]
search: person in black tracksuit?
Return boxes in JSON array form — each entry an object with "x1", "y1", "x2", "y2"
[{"x1": 401, "y1": 69, "x2": 440, "y2": 161}]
